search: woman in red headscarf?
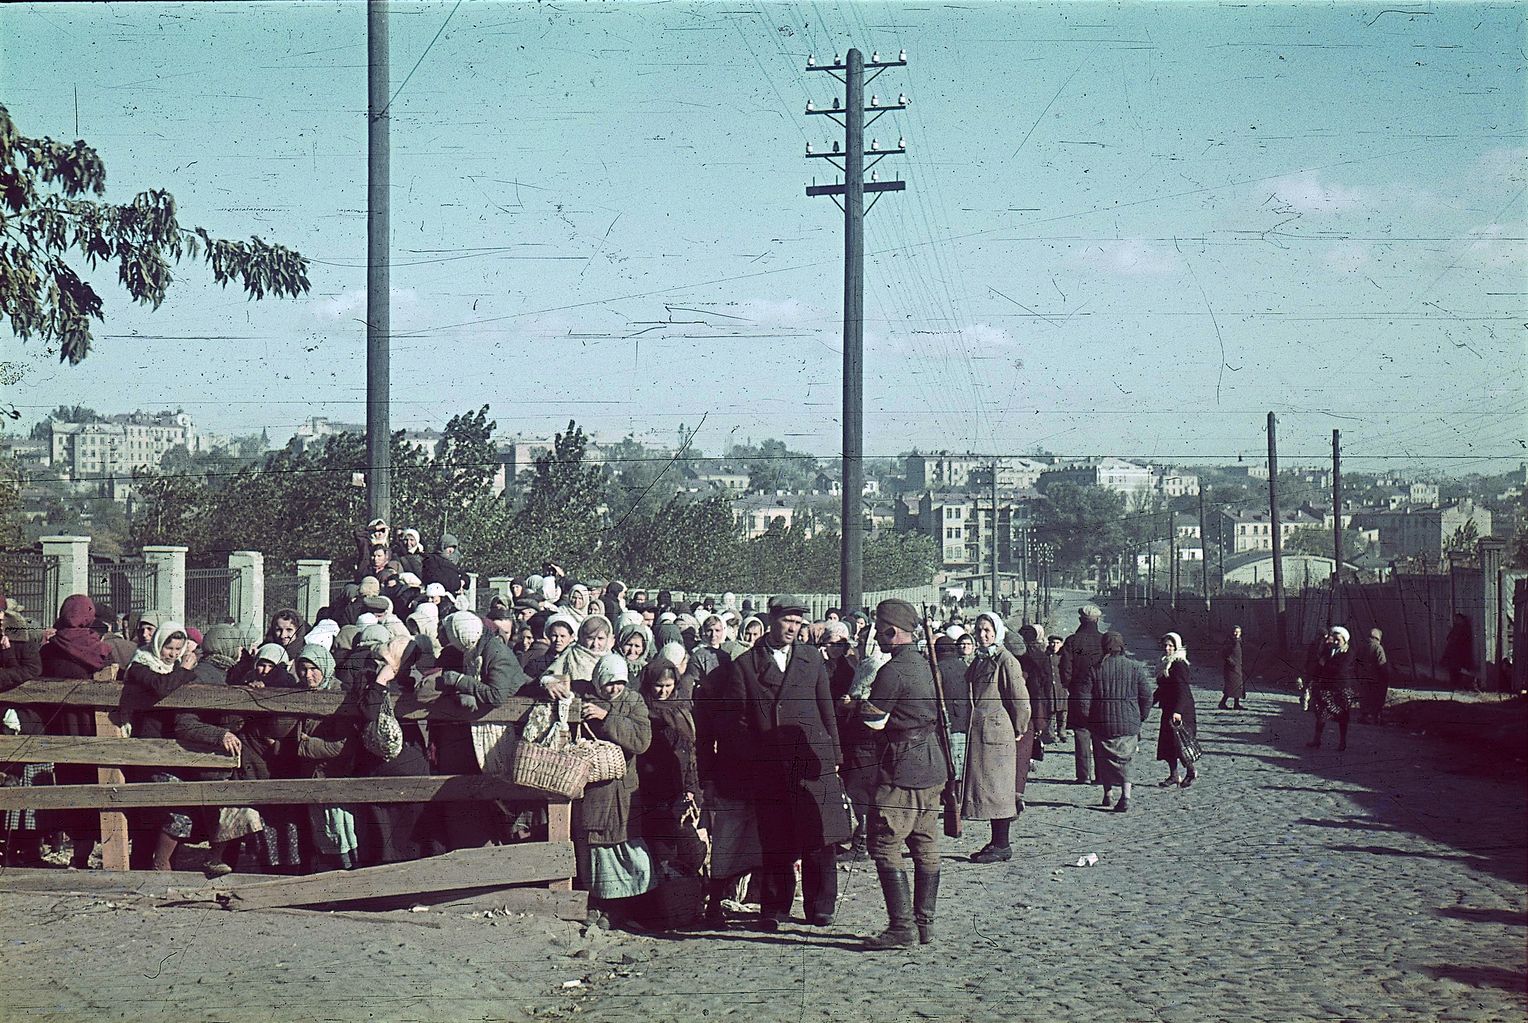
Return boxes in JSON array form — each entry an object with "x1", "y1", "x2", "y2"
[{"x1": 38, "y1": 594, "x2": 117, "y2": 866}]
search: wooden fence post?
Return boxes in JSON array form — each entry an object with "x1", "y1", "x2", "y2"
[
  {"x1": 545, "y1": 799, "x2": 572, "y2": 891},
  {"x1": 94, "y1": 710, "x2": 130, "y2": 870}
]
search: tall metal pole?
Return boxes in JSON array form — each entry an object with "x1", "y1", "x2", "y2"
[
  {"x1": 1198, "y1": 486, "x2": 1209, "y2": 609},
  {"x1": 366, "y1": 0, "x2": 391, "y2": 523},
  {"x1": 1331, "y1": 428, "x2": 1343, "y2": 588},
  {"x1": 989, "y1": 461, "x2": 999, "y2": 613},
  {"x1": 1168, "y1": 509, "x2": 1178, "y2": 610},
  {"x1": 1019, "y1": 525, "x2": 1029, "y2": 620},
  {"x1": 1268, "y1": 412, "x2": 1286, "y2": 653},
  {"x1": 840, "y1": 48, "x2": 865, "y2": 616}
]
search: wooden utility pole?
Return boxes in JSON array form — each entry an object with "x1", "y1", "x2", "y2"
[
  {"x1": 366, "y1": 0, "x2": 391, "y2": 522},
  {"x1": 806, "y1": 48, "x2": 906, "y2": 616},
  {"x1": 1198, "y1": 486, "x2": 1210, "y2": 609},
  {"x1": 990, "y1": 462, "x2": 999, "y2": 611},
  {"x1": 1268, "y1": 412, "x2": 1286, "y2": 653},
  {"x1": 1168, "y1": 508, "x2": 1178, "y2": 610},
  {"x1": 1332, "y1": 428, "x2": 1343, "y2": 588}
]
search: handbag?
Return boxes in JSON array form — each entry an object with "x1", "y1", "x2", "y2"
[
  {"x1": 361, "y1": 691, "x2": 404, "y2": 761},
  {"x1": 1171, "y1": 719, "x2": 1203, "y2": 763},
  {"x1": 570, "y1": 721, "x2": 627, "y2": 783}
]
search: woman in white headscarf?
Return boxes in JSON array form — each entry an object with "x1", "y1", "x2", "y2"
[
  {"x1": 1153, "y1": 632, "x2": 1199, "y2": 787},
  {"x1": 407, "y1": 601, "x2": 441, "y2": 656},
  {"x1": 960, "y1": 611, "x2": 1030, "y2": 864}
]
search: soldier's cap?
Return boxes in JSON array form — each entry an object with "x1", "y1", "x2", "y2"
[
  {"x1": 767, "y1": 594, "x2": 809, "y2": 618},
  {"x1": 874, "y1": 598, "x2": 919, "y2": 634}
]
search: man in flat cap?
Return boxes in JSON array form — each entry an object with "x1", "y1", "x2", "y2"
[
  {"x1": 858, "y1": 598, "x2": 947, "y2": 949},
  {"x1": 709, "y1": 594, "x2": 848, "y2": 930}
]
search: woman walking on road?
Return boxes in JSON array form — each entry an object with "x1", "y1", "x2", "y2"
[
  {"x1": 1077, "y1": 631, "x2": 1154, "y2": 813},
  {"x1": 961, "y1": 612, "x2": 1030, "y2": 863},
  {"x1": 1153, "y1": 632, "x2": 1199, "y2": 788},
  {"x1": 1307, "y1": 626, "x2": 1359, "y2": 751},
  {"x1": 1219, "y1": 625, "x2": 1244, "y2": 710}
]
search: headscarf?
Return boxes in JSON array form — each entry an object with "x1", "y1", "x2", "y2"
[
  {"x1": 592, "y1": 652, "x2": 629, "y2": 686},
  {"x1": 1160, "y1": 631, "x2": 1188, "y2": 675},
  {"x1": 359, "y1": 577, "x2": 382, "y2": 597},
  {"x1": 640, "y1": 657, "x2": 694, "y2": 741},
  {"x1": 305, "y1": 619, "x2": 341, "y2": 649},
  {"x1": 616, "y1": 609, "x2": 645, "y2": 630},
  {"x1": 653, "y1": 620, "x2": 685, "y2": 650},
  {"x1": 200, "y1": 623, "x2": 252, "y2": 670},
  {"x1": 130, "y1": 620, "x2": 188, "y2": 675},
  {"x1": 974, "y1": 611, "x2": 1006, "y2": 658},
  {"x1": 294, "y1": 644, "x2": 338, "y2": 690},
  {"x1": 409, "y1": 601, "x2": 440, "y2": 639},
  {"x1": 578, "y1": 614, "x2": 614, "y2": 646},
  {"x1": 256, "y1": 642, "x2": 291, "y2": 666},
  {"x1": 356, "y1": 624, "x2": 393, "y2": 653},
  {"x1": 1102, "y1": 630, "x2": 1127, "y2": 656},
  {"x1": 657, "y1": 640, "x2": 688, "y2": 667},
  {"x1": 442, "y1": 611, "x2": 484, "y2": 652},
  {"x1": 545, "y1": 611, "x2": 580, "y2": 639},
  {"x1": 739, "y1": 615, "x2": 764, "y2": 646},
  {"x1": 618, "y1": 622, "x2": 653, "y2": 664},
  {"x1": 48, "y1": 593, "x2": 111, "y2": 672},
  {"x1": 334, "y1": 625, "x2": 361, "y2": 653},
  {"x1": 1329, "y1": 625, "x2": 1350, "y2": 649}
]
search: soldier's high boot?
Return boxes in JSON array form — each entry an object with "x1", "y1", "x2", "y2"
[
  {"x1": 913, "y1": 866, "x2": 940, "y2": 944},
  {"x1": 863, "y1": 866, "x2": 916, "y2": 949}
]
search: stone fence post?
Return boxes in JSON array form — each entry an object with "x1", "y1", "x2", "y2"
[
  {"x1": 296, "y1": 559, "x2": 332, "y2": 627},
  {"x1": 489, "y1": 576, "x2": 514, "y2": 605},
  {"x1": 1479, "y1": 537, "x2": 1506, "y2": 688},
  {"x1": 228, "y1": 551, "x2": 264, "y2": 634},
  {"x1": 41, "y1": 535, "x2": 91, "y2": 622},
  {"x1": 141, "y1": 545, "x2": 187, "y2": 624}
]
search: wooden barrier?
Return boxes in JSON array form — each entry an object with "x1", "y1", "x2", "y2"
[{"x1": 0, "y1": 678, "x2": 580, "y2": 909}]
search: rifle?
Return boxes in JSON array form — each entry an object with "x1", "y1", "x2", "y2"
[{"x1": 922, "y1": 606, "x2": 962, "y2": 838}]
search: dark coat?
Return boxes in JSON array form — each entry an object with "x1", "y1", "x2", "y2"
[
  {"x1": 1221, "y1": 638, "x2": 1245, "y2": 699},
  {"x1": 421, "y1": 551, "x2": 468, "y2": 593},
  {"x1": 40, "y1": 639, "x2": 103, "y2": 737},
  {"x1": 437, "y1": 633, "x2": 526, "y2": 711},
  {"x1": 1019, "y1": 643, "x2": 1053, "y2": 733},
  {"x1": 935, "y1": 655, "x2": 971, "y2": 733},
  {"x1": 1312, "y1": 646, "x2": 1359, "y2": 717},
  {"x1": 1078, "y1": 654, "x2": 1153, "y2": 738},
  {"x1": 0, "y1": 637, "x2": 43, "y2": 736},
  {"x1": 865, "y1": 643, "x2": 946, "y2": 790},
  {"x1": 709, "y1": 640, "x2": 849, "y2": 854},
  {"x1": 1153, "y1": 659, "x2": 1197, "y2": 762},
  {"x1": 575, "y1": 683, "x2": 651, "y2": 846},
  {"x1": 1060, "y1": 620, "x2": 1105, "y2": 723}
]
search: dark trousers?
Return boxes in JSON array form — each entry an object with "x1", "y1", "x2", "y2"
[
  {"x1": 1072, "y1": 726, "x2": 1095, "y2": 782},
  {"x1": 760, "y1": 844, "x2": 838, "y2": 921}
]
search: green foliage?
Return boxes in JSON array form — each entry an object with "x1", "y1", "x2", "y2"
[
  {"x1": 1445, "y1": 518, "x2": 1481, "y2": 553},
  {"x1": 510, "y1": 421, "x2": 608, "y2": 571},
  {"x1": 733, "y1": 438, "x2": 817, "y2": 493},
  {"x1": 1034, "y1": 483, "x2": 1127, "y2": 571},
  {"x1": 1284, "y1": 525, "x2": 1367, "y2": 559},
  {"x1": 0, "y1": 104, "x2": 310, "y2": 364}
]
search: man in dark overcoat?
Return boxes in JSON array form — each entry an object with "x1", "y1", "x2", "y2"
[
  {"x1": 712, "y1": 594, "x2": 849, "y2": 929},
  {"x1": 859, "y1": 599, "x2": 947, "y2": 949},
  {"x1": 1058, "y1": 604, "x2": 1105, "y2": 782}
]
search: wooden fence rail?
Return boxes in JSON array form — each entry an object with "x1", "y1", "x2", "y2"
[{"x1": 0, "y1": 679, "x2": 578, "y2": 909}]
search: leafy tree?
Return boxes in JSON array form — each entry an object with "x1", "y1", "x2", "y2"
[
  {"x1": 733, "y1": 438, "x2": 817, "y2": 493},
  {"x1": 1445, "y1": 518, "x2": 1481, "y2": 553},
  {"x1": 1033, "y1": 482, "x2": 1127, "y2": 572},
  {"x1": 1284, "y1": 525, "x2": 1367, "y2": 559},
  {"x1": 512, "y1": 421, "x2": 607, "y2": 571},
  {"x1": 1, "y1": 104, "x2": 310, "y2": 364}
]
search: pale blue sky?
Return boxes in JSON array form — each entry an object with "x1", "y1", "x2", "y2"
[{"x1": 3, "y1": 1, "x2": 1524, "y2": 473}]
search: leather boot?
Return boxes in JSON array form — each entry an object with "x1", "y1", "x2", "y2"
[
  {"x1": 151, "y1": 832, "x2": 178, "y2": 872},
  {"x1": 863, "y1": 866, "x2": 916, "y2": 949},
  {"x1": 913, "y1": 866, "x2": 940, "y2": 944}
]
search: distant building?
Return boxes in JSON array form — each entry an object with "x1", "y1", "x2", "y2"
[
  {"x1": 733, "y1": 495, "x2": 807, "y2": 538},
  {"x1": 694, "y1": 469, "x2": 751, "y2": 494},
  {"x1": 1218, "y1": 507, "x2": 1324, "y2": 553},
  {"x1": 904, "y1": 452, "x2": 1048, "y2": 491},
  {"x1": 291, "y1": 416, "x2": 363, "y2": 454},
  {"x1": 46, "y1": 410, "x2": 200, "y2": 488},
  {"x1": 1157, "y1": 470, "x2": 1201, "y2": 498},
  {"x1": 1222, "y1": 551, "x2": 1357, "y2": 587},
  {"x1": 1039, "y1": 457, "x2": 1157, "y2": 502},
  {"x1": 1222, "y1": 463, "x2": 1270, "y2": 481},
  {"x1": 895, "y1": 489, "x2": 1035, "y2": 574},
  {"x1": 1373, "y1": 500, "x2": 1493, "y2": 566}
]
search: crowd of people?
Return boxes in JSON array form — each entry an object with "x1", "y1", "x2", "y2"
[{"x1": 0, "y1": 518, "x2": 1411, "y2": 942}]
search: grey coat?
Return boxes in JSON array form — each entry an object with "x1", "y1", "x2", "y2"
[
  {"x1": 1077, "y1": 654, "x2": 1154, "y2": 739},
  {"x1": 960, "y1": 649, "x2": 1030, "y2": 821}
]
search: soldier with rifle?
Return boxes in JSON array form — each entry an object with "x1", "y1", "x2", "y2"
[{"x1": 857, "y1": 598, "x2": 959, "y2": 949}]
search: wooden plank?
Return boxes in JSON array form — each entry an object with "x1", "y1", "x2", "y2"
[
  {"x1": 207, "y1": 841, "x2": 577, "y2": 910},
  {"x1": 545, "y1": 800, "x2": 573, "y2": 891},
  {"x1": 0, "y1": 735, "x2": 238, "y2": 769},
  {"x1": 94, "y1": 711, "x2": 129, "y2": 872},
  {"x1": 0, "y1": 679, "x2": 538, "y2": 724},
  {"x1": 0, "y1": 774, "x2": 581, "y2": 811},
  {"x1": 0, "y1": 866, "x2": 283, "y2": 895}
]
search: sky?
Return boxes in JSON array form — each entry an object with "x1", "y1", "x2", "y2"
[{"x1": 2, "y1": 1, "x2": 1524, "y2": 475}]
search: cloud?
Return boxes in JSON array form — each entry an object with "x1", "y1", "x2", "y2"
[
  {"x1": 1463, "y1": 222, "x2": 1527, "y2": 269},
  {"x1": 1075, "y1": 239, "x2": 1182, "y2": 276},
  {"x1": 310, "y1": 287, "x2": 421, "y2": 322},
  {"x1": 1324, "y1": 240, "x2": 1371, "y2": 273},
  {"x1": 1268, "y1": 172, "x2": 1366, "y2": 213},
  {"x1": 724, "y1": 297, "x2": 830, "y2": 328}
]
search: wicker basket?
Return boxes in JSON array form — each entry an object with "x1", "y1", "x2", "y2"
[
  {"x1": 508, "y1": 739, "x2": 591, "y2": 799},
  {"x1": 570, "y1": 726, "x2": 627, "y2": 783}
]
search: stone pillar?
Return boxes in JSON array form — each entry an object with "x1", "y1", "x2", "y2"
[
  {"x1": 40, "y1": 535, "x2": 91, "y2": 622},
  {"x1": 296, "y1": 560, "x2": 332, "y2": 627},
  {"x1": 1478, "y1": 537, "x2": 1506, "y2": 690},
  {"x1": 465, "y1": 572, "x2": 479, "y2": 611},
  {"x1": 141, "y1": 545, "x2": 187, "y2": 624},
  {"x1": 228, "y1": 551, "x2": 264, "y2": 633},
  {"x1": 489, "y1": 576, "x2": 514, "y2": 606}
]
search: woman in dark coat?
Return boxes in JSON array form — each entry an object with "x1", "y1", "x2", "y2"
[
  {"x1": 635, "y1": 658, "x2": 698, "y2": 871},
  {"x1": 1219, "y1": 625, "x2": 1245, "y2": 710},
  {"x1": 1153, "y1": 631, "x2": 1199, "y2": 788},
  {"x1": 1441, "y1": 613, "x2": 1477, "y2": 691},
  {"x1": 348, "y1": 635, "x2": 433, "y2": 865},
  {"x1": 37, "y1": 594, "x2": 114, "y2": 866},
  {"x1": 1, "y1": 608, "x2": 45, "y2": 865},
  {"x1": 576, "y1": 653, "x2": 653, "y2": 927},
  {"x1": 123, "y1": 622, "x2": 242, "y2": 870},
  {"x1": 1307, "y1": 626, "x2": 1359, "y2": 751}
]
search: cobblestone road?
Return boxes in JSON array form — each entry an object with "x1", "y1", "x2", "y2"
[{"x1": 574, "y1": 593, "x2": 1528, "y2": 1023}]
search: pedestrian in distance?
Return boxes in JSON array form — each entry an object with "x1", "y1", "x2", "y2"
[
  {"x1": 1077, "y1": 631, "x2": 1154, "y2": 813},
  {"x1": 1059, "y1": 604, "x2": 1106, "y2": 784},
  {"x1": 1441, "y1": 613, "x2": 1478, "y2": 692},
  {"x1": 1357, "y1": 627, "x2": 1391, "y2": 724},
  {"x1": 1307, "y1": 626, "x2": 1359, "y2": 752},
  {"x1": 1153, "y1": 632, "x2": 1199, "y2": 788},
  {"x1": 1219, "y1": 625, "x2": 1245, "y2": 710}
]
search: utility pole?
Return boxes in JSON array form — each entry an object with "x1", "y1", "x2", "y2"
[
  {"x1": 806, "y1": 47, "x2": 907, "y2": 616},
  {"x1": 1168, "y1": 508, "x2": 1178, "y2": 610},
  {"x1": 1332, "y1": 428, "x2": 1343, "y2": 590},
  {"x1": 990, "y1": 462, "x2": 999, "y2": 612},
  {"x1": 1019, "y1": 524, "x2": 1029, "y2": 620},
  {"x1": 366, "y1": 0, "x2": 391, "y2": 523},
  {"x1": 1198, "y1": 486, "x2": 1209, "y2": 610},
  {"x1": 1268, "y1": 412, "x2": 1286, "y2": 653}
]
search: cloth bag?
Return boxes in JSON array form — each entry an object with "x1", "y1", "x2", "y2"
[{"x1": 1171, "y1": 719, "x2": 1203, "y2": 763}]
